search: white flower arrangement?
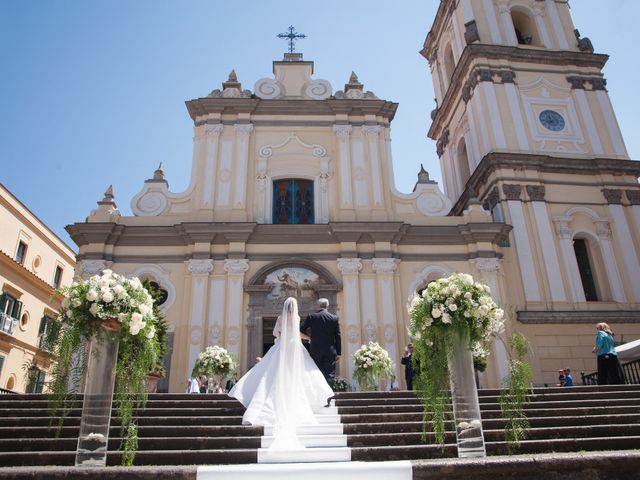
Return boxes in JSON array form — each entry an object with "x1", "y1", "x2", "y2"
[
  {"x1": 353, "y1": 341, "x2": 395, "y2": 391},
  {"x1": 57, "y1": 269, "x2": 156, "y2": 339},
  {"x1": 192, "y1": 345, "x2": 237, "y2": 379}
]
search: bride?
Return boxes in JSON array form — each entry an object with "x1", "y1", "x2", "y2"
[{"x1": 229, "y1": 297, "x2": 334, "y2": 449}]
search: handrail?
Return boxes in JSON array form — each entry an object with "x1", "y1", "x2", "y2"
[{"x1": 581, "y1": 357, "x2": 640, "y2": 385}]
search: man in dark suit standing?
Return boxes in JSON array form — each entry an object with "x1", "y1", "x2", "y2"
[{"x1": 300, "y1": 298, "x2": 341, "y2": 388}]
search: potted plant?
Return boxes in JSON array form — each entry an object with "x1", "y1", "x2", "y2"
[
  {"x1": 192, "y1": 345, "x2": 237, "y2": 393},
  {"x1": 353, "y1": 341, "x2": 395, "y2": 391}
]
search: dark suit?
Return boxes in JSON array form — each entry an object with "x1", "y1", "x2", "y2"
[
  {"x1": 300, "y1": 308, "x2": 341, "y2": 385},
  {"x1": 401, "y1": 354, "x2": 415, "y2": 390}
]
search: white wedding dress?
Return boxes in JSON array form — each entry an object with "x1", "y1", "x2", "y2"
[{"x1": 229, "y1": 297, "x2": 334, "y2": 450}]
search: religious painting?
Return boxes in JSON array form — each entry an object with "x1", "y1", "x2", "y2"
[{"x1": 264, "y1": 267, "x2": 324, "y2": 305}]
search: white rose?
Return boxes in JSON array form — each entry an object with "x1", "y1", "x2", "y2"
[
  {"x1": 89, "y1": 303, "x2": 100, "y2": 316},
  {"x1": 129, "y1": 325, "x2": 141, "y2": 336},
  {"x1": 131, "y1": 312, "x2": 143, "y2": 323},
  {"x1": 102, "y1": 291, "x2": 114, "y2": 303},
  {"x1": 113, "y1": 285, "x2": 125, "y2": 295},
  {"x1": 61, "y1": 298, "x2": 70, "y2": 308},
  {"x1": 86, "y1": 290, "x2": 98, "y2": 302},
  {"x1": 494, "y1": 309, "x2": 504, "y2": 320},
  {"x1": 138, "y1": 304, "x2": 150, "y2": 316},
  {"x1": 145, "y1": 326, "x2": 156, "y2": 339},
  {"x1": 102, "y1": 269, "x2": 113, "y2": 276},
  {"x1": 431, "y1": 308, "x2": 442, "y2": 319},
  {"x1": 117, "y1": 313, "x2": 127, "y2": 322},
  {"x1": 479, "y1": 305, "x2": 489, "y2": 316},
  {"x1": 463, "y1": 311, "x2": 471, "y2": 318},
  {"x1": 462, "y1": 274, "x2": 474, "y2": 286},
  {"x1": 98, "y1": 278, "x2": 110, "y2": 288},
  {"x1": 464, "y1": 292, "x2": 473, "y2": 300},
  {"x1": 442, "y1": 313, "x2": 452, "y2": 324},
  {"x1": 449, "y1": 303, "x2": 458, "y2": 312}
]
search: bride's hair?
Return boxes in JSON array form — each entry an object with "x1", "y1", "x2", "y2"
[{"x1": 284, "y1": 297, "x2": 296, "y2": 313}]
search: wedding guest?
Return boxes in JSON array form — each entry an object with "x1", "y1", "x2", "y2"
[
  {"x1": 187, "y1": 376, "x2": 200, "y2": 394},
  {"x1": 563, "y1": 368, "x2": 573, "y2": 387},
  {"x1": 557, "y1": 369, "x2": 565, "y2": 387},
  {"x1": 592, "y1": 322, "x2": 625, "y2": 385},
  {"x1": 199, "y1": 375, "x2": 208, "y2": 393},
  {"x1": 401, "y1": 343, "x2": 416, "y2": 390}
]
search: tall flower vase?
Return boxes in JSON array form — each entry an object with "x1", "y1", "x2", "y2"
[
  {"x1": 447, "y1": 331, "x2": 486, "y2": 458},
  {"x1": 75, "y1": 319, "x2": 120, "y2": 467}
]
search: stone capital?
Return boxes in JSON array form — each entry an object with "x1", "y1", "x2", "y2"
[
  {"x1": 234, "y1": 124, "x2": 254, "y2": 138},
  {"x1": 187, "y1": 259, "x2": 214, "y2": 275},
  {"x1": 333, "y1": 125, "x2": 353, "y2": 139},
  {"x1": 372, "y1": 258, "x2": 397, "y2": 274},
  {"x1": 626, "y1": 190, "x2": 640, "y2": 205},
  {"x1": 602, "y1": 188, "x2": 623, "y2": 205},
  {"x1": 595, "y1": 220, "x2": 612, "y2": 239},
  {"x1": 205, "y1": 124, "x2": 224, "y2": 137},
  {"x1": 79, "y1": 259, "x2": 108, "y2": 277},
  {"x1": 526, "y1": 185, "x2": 546, "y2": 202},
  {"x1": 553, "y1": 218, "x2": 573, "y2": 239},
  {"x1": 337, "y1": 258, "x2": 362, "y2": 275},
  {"x1": 502, "y1": 184, "x2": 522, "y2": 201},
  {"x1": 362, "y1": 125, "x2": 382, "y2": 138},
  {"x1": 224, "y1": 258, "x2": 250, "y2": 275},
  {"x1": 474, "y1": 257, "x2": 501, "y2": 273}
]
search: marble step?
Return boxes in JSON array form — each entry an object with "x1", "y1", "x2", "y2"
[
  {"x1": 257, "y1": 446, "x2": 351, "y2": 463},
  {"x1": 261, "y1": 434, "x2": 348, "y2": 448},
  {"x1": 264, "y1": 423, "x2": 344, "y2": 436}
]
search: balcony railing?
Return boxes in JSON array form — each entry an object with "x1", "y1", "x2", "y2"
[
  {"x1": 0, "y1": 311, "x2": 17, "y2": 335},
  {"x1": 581, "y1": 357, "x2": 640, "y2": 385}
]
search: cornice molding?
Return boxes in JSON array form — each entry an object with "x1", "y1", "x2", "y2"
[
  {"x1": 451, "y1": 153, "x2": 640, "y2": 215},
  {"x1": 518, "y1": 310, "x2": 640, "y2": 324},
  {"x1": 0, "y1": 251, "x2": 58, "y2": 299}
]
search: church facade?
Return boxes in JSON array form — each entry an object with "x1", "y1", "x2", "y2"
[{"x1": 67, "y1": 0, "x2": 640, "y2": 391}]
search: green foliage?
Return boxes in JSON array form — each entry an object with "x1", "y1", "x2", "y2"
[
  {"x1": 499, "y1": 332, "x2": 532, "y2": 453},
  {"x1": 46, "y1": 271, "x2": 160, "y2": 466},
  {"x1": 332, "y1": 377, "x2": 351, "y2": 392},
  {"x1": 143, "y1": 280, "x2": 170, "y2": 376}
]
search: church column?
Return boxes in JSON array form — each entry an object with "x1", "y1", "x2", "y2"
[
  {"x1": 479, "y1": 81, "x2": 507, "y2": 149},
  {"x1": 233, "y1": 124, "x2": 254, "y2": 209},
  {"x1": 207, "y1": 262, "x2": 227, "y2": 347},
  {"x1": 224, "y1": 259, "x2": 250, "y2": 360},
  {"x1": 503, "y1": 80, "x2": 530, "y2": 151},
  {"x1": 473, "y1": 258, "x2": 508, "y2": 383},
  {"x1": 334, "y1": 125, "x2": 353, "y2": 208},
  {"x1": 337, "y1": 258, "x2": 362, "y2": 385},
  {"x1": 595, "y1": 88, "x2": 629, "y2": 157},
  {"x1": 627, "y1": 190, "x2": 640, "y2": 240},
  {"x1": 532, "y1": 4, "x2": 553, "y2": 49},
  {"x1": 362, "y1": 126, "x2": 383, "y2": 207},
  {"x1": 594, "y1": 220, "x2": 627, "y2": 303},
  {"x1": 484, "y1": 0, "x2": 505, "y2": 44},
  {"x1": 603, "y1": 189, "x2": 640, "y2": 301},
  {"x1": 186, "y1": 259, "x2": 213, "y2": 374},
  {"x1": 553, "y1": 218, "x2": 586, "y2": 303},
  {"x1": 496, "y1": 1, "x2": 518, "y2": 45},
  {"x1": 570, "y1": 81, "x2": 604, "y2": 155},
  {"x1": 503, "y1": 184, "x2": 541, "y2": 302},
  {"x1": 372, "y1": 258, "x2": 400, "y2": 388},
  {"x1": 545, "y1": 0, "x2": 570, "y2": 49},
  {"x1": 526, "y1": 186, "x2": 567, "y2": 302},
  {"x1": 200, "y1": 124, "x2": 224, "y2": 209}
]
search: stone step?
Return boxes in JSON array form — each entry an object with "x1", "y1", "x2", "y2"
[
  {"x1": 261, "y1": 434, "x2": 348, "y2": 448},
  {"x1": 257, "y1": 446, "x2": 351, "y2": 463}
]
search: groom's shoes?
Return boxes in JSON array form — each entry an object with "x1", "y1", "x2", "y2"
[{"x1": 324, "y1": 396, "x2": 335, "y2": 407}]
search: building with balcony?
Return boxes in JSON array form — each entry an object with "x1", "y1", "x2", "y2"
[{"x1": 0, "y1": 183, "x2": 76, "y2": 393}]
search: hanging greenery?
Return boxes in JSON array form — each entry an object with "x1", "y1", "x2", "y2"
[
  {"x1": 499, "y1": 332, "x2": 532, "y2": 453},
  {"x1": 46, "y1": 269, "x2": 160, "y2": 465},
  {"x1": 408, "y1": 273, "x2": 505, "y2": 446},
  {"x1": 353, "y1": 341, "x2": 395, "y2": 391}
]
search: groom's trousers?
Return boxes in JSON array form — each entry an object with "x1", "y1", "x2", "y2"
[{"x1": 311, "y1": 351, "x2": 336, "y2": 386}]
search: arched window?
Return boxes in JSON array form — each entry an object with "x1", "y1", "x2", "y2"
[
  {"x1": 456, "y1": 139, "x2": 471, "y2": 192},
  {"x1": 573, "y1": 237, "x2": 599, "y2": 301},
  {"x1": 272, "y1": 179, "x2": 314, "y2": 224},
  {"x1": 511, "y1": 9, "x2": 540, "y2": 46}
]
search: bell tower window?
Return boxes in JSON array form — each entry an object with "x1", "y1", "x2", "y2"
[
  {"x1": 272, "y1": 179, "x2": 314, "y2": 225},
  {"x1": 511, "y1": 9, "x2": 540, "y2": 46},
  {"x1": 573, "y1": 238, "x2": 599, "y2": 301}
]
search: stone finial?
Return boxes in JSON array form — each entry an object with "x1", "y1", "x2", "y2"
[
  {"x1": 222, "y1": 69, "x2": 242, "y2": 91},
  {"x1": 99, "y1": 185, "x2": 117, "y2": 207},
  {"x1": 345, "y1": 71, "x2": 364, "y2": 92},
  {"x1": 574, "y1": 29, "x2": 594, "y2": 53},
  {"x1": 145, "y1": 162, "x2": 168, "y2": 185},
  {"x1": 414, "y1": 164, "x2": 436, "y2": 191}
]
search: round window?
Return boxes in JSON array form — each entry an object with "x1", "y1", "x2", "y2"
[
  {"x1": 32, "y1": 255, "x2": 42, "y2": 271},
  {"x1": 6, "y1": 376, "x2": 15, "y2": 391},
  {"x1": 20, "y1": 312, "x2": 29, "y2": 330}
]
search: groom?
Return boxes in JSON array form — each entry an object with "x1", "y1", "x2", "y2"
[{"x1": 300, "y1": 298, "x2": 341, "y2": 390}]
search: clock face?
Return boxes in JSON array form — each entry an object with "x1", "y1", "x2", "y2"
[{"x1": 539, "y1": 109, "x2": 566, "y2": 132}]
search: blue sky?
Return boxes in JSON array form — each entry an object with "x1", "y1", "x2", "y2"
[{"x1": 1, "y1": 1, "x2": 638, "y2": 249}]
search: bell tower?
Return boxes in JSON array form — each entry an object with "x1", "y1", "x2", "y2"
[{"x1": 421, "y1": 0, "x2": 640, "y2": 379}]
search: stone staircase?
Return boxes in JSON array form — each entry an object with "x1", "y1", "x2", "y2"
[{"x1": 1, "y1": 385, "x2": 640, "y2": 467}]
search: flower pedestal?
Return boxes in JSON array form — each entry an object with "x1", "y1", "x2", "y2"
[
  {"x1": 447, "y1": 331, "x2": 486, "y2": 458},
  {"x1": 75, "y1": 319, "x2": 120, "y2": 467}
]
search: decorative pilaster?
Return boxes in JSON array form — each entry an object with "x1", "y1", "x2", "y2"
[
  {"x1": 334, "y1": 125, "x2": 353, "y2": 208},
  {"x1": 594, "y1": 221, "x2": 627, "y2": 303},
  {"x1": 532, "y1": 3, "x2": 553, "y2": 48},
  {"x1": 526, "y1": 186, "x2": 567, "y2": 302},
  {"x1": 233, "y1": 124, "x2": 254, "y2": 209},
  {"x1": 201, "y1": 124, "x2": 224, "y2": 208},
  {"x1": 362, "y1": 126, "x2": 384, "y2": 207},
  {"x1": 372, "y1": 258, "x2": 399, "y2": 387},
  {"x1": 224, "y1": 259, "x2": 250, "y2": 360},
  {"x1": 627, "y1": 190, "x2": 640, "y2": 242},
  {"x1": 502, "y1": 184, "x2": 541, "y2": 302},
  {"x1": 603, "y1": 191, "x2": 640, "y2": 301},
  {"x1": 186, "y1": 259, "x2": 213, "y2": 374},
  {"x1": 497, "y1": 1, "x2": 518, "y2": 45},
  {"x1": 337, "y1": 258, "x2": 362, "y2": 383},
  {"x1": 553, "y1": 219, "x2": 586, "y2": 303}
]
